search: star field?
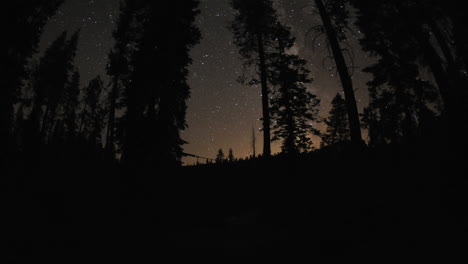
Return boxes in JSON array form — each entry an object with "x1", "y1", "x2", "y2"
[
  {"x1": 39, "y1": 0, "x2": 374, "y2": 165},
  {"x1": 40, "y1": 0, "x2": 118, "y2": 85}
]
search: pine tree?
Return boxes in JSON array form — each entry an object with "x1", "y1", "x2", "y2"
[
  {"x1": 230, "y1": 0, "x2": 283, "y2": 157},
  {"x1": 350, "y1": 0, "x2": 443, "y2": 144},
  {"x1": 322, "y1": 93, "x2": 350, "y2": 147},
  {"x1": 106, "y1": 0, "x2": 138, "y2": 155},
  {"x1": 30, "y1": 31, "x2": 68, "y2": 133},
  {"x1": 216, "y1": 149, "x2": 225, "y2": 163},
  {"x1": 29, "y1": 30, "x2": 80, "y2": 142},
  {"x1": 112, "y1": 0, "x2": 201, "y2": 167},
  {"x1": 45, "y1": 30, "x2": 80, "y2": 141},
  {"x1": 0, "y1": 0, "x2": 63, "y2": 154},
  {"x1": 61, "y1": 70, "x2": 81, "y2": 144},
  {"x1": 269, "y1": 34, "x2": 321, "y2": 153},
  {"x1": 79, "y1": 76, "x2": 105, "y2": 147},
  {"x1": 228, "y1": 148, "x2": 235, "y2": 162}
]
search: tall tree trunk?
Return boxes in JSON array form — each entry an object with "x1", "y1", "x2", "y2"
[
  {"x1": 256, "y1": 32, "x2": 271, "y2": 157},
  {"x1": 29, "y1": 97, "x2": 45, "y2": 145},
  {"x1": 120, "y1": 79, "x2": 144, "y2": 166},
  {"x1": 314, "y1": 0, "x2": 362, "y2": 145},
  {"x1": 79, "y1": 105, "x2": 88, "y2": 135},
  {"x1": 367, "y1": 106, "x2": 378, "y2": 147},
  {"x1": 157, "y1": 92, "x2": 176, "y2": 166},
  {"x1": 40, "y1": 104, "x2": 51, "y2": 138},
  {"x1": 106, "y1": 78, "x2": 118, "y2": 154},
  {"x1": 252, "y1": 127, "x2": 256, "y2": 157}
]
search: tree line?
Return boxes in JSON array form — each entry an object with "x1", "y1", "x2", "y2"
[
  {"x1": 1, "y1": 0, "x2": 466, "y2": 168},
  {"x1": 230, "y1": 0, "x2": 467, "y2": 157},
  {"x1": 1, "y1": 0, "x2": 201, "y2": 168}
]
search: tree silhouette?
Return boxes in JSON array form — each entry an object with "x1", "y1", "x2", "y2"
[
  {"x1": 0, "y1": 0, "x2": 63, "y2": 157},
  {"x1": 312, "y1": 0, "x2": 363, "y2": 145},
  {"x1": 216, "y1": 149, "x2": 225, "y2": 163},
  {"x1": 112, "y1": 0, "x2": 201, "y2": 167},
  {"x1": 29, "y1": 30, "x2": 80, "y2": 143},
  {"x1": 46, "y1": 30, "x2": 80, "y2": 142},
  {"x1": 251, "y1": 127, "x2": 256, "y2": 157},
  {"x1": 361, "y1": 105, "x2": 379, "y2": 147},
  {"x1": 29, "y1": 32, "x2": 67, "y2": 136},
  {"x1": 61, "y1": 70, "x2": 81, "y2": 145},
  {"x1": 269, "y1": 31, "x2": 321, "y2": 153},
  {"x1": 322, "y1": 93, "x2": 350, "y2": 147},
  {"x1": 106, "y1": 0, "x2": 138, "y2": 156},
  {"x1": 447, "y1": 6, "x2": 468, "y2": 75},
  {"x1": 230, "y1": 0, "x2": 284, "y2": 157},
  {"x1": 351, "y1": 0, "x2": 446, "y2": 144},
  {"x1": 228, "y1": 148, "x2": 235, "y2": 162},
  {"x1": 79, "y1": 75, "x2": 105, "y2": 148}
]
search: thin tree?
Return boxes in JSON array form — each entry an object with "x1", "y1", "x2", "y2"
[
  {"x1": 230, "y1": 0, "x2": 284, "y2": 157},
  {"x1": 251, "y1": 127, "x2": 256, "y2": 158}
]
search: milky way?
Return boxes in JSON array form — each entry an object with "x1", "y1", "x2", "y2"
[{"x1": 39, "y1": 0, "x2": 374, "y2": 165}]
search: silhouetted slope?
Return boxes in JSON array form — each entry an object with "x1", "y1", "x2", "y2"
[{"x1": 4, "y1": 140, "x2": 467, "y2": 261}]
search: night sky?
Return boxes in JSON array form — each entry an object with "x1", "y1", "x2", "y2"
[{"x1": 39, "y1": 0, "x2": 374, "y2": 165}]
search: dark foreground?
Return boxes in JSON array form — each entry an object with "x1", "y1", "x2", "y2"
[{"x1": 3, "y1": 142, "x2": 468, "y2": 262}]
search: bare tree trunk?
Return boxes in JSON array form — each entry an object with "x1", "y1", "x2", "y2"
[
  {"x1": 106, "y1": 78, "x2": 118, "y2": 154},
  {"x1": 314, "y1": 0, "x2": 363, "y2": 145},
  {"x1": 79, "y1": 105, "x2": 87, "y2": 135},
  {"x1": 252, "y1": 127, "x2": 256, "y2": 157},
  {"x1": 30, "y1": 97, "x2": 43, "y2": 132},
  {"x1": 40, "y1": 104, "x2": 50, "y2": 138},
  {"x1": 256, "y1": 32, "x2": 271, "y2": 157}
]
